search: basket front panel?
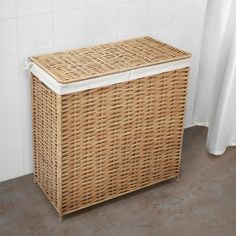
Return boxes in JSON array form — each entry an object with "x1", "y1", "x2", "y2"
[{"x1": 60, "y1": 68, "x2": 189, "y2": 215}]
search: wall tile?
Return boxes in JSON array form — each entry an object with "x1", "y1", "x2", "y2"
[
  {"x1": 176, "y1": 0, "x2": 207, "y2": 25},
  {"x1": 149, "y1": 29, "x2": 179, "y2": 48},
  {"x1": 0, "y1": 149, "x2": 24, "y2": 182},
  {"x1": 23, "y1": 146, "x2": 33, "y2": 174},
  {"x1": 152, "y1": 24, "x2": 204, "y2": 53},
  {"x1": 53, "y1": 42, "x2": 89, "y2": 52},
  {"x1": 184, "y1": 107, "x2": 193, "y2": 128},
  {"x1": 0, "y1": 55, "x2": 20, "y2": 90},
  {"x1": 174, "y1": 24, "x2": 204, "y2": 53},
  {"x1": 20, "y1": 86, "x2": 31, "y2": 118},
  {"x1": 18, "y1": 14, "x2": 53, "y2": 52},
  {"x1": 0, "y1": 88, "x2": 21, "y2": 124},
  {"x1": 54, "y1": 0, "x2": 86, "y2": 11},
  {"x1": 118, "y1": 0, "x2": 147, "y2": 37},
  {"x1": 148, "y1": 0, "x2": 177, "y2": 31},
  {"x1": 0, "y1": 19, "x2": 17, "y2": 56},
  {"x1": 186, "y1": 75, "x2": 198, "y2": 111},
  {"x1": 88, "y1": 36, "x2": 117, "y2": 46},
  {"x1": 0, "y1": 121, "x2": 22, "y2": 154},
  {"x1": 21, "y1": 117, "x2": 32, "y2": 147},
  {"x1": 19, "y1": 63, "x2": 31, "y2": 88},
  {"x1": 87, "y1": 5, "x2": 117, "y2": 41},
  {"x1": 16, "y1": 0, "x2": 53, "y2": 16},
  {"x1": 0, "y1": 0, "x2": 16, "y2": 18},
  {"x1": 54, "y1": 9, "x2": 87, "y2": 46}
]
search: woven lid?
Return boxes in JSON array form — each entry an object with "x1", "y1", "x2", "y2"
[{"x1": 30, "y1": 37, "x2": 191, "y2": 84}]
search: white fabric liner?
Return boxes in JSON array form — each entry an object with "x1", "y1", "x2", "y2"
[{"x1": 30, "y1": 58, "x2": 190, "y2": 95}]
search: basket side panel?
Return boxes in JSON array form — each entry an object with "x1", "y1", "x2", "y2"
[
  {"x1": 32, "y1": 76, "x2": 60, "y2": 212},
  {"x1": 60, "y1": 68, "x2": 189, "y2": 215}
]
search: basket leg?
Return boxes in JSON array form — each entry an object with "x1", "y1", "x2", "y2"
[
  {"x1": 59, "y1": 214, "x2": 63, "y2": 222},
  {"x1": 175, "y1": 176, "x2": 180, "y2": 182}
]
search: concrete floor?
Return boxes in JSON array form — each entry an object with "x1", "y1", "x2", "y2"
[{"x1": 1, "y1": 127, "x2": 236, "y2": 236}]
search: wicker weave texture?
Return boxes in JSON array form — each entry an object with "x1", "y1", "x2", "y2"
[
  {"x1": 32, "y1": 77, "x2": 61, "y2": 212},
  {"x1": 32, "y1": 67, "x2": 189, "y2": 217},
  {"x1": 31, "y1": 37, "x2": 190, "y2": 84}
]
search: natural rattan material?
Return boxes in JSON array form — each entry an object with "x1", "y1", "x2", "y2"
[
  {"x1": 31, "y1": 37, "x2": 190, "y2": 84},
  {"x1": 32, "y1": 67, "x2": 189, "y2": 219}
]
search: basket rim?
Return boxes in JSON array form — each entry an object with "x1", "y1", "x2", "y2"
[{"x1": 30, "y1": 57, "x2": 191, "y2": 95}]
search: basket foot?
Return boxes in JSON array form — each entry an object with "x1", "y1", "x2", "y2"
[
  {"x1": 175, "y1": 176, "x2": 180, "y2": 182},
  {"x1": 59, "y1": 215, "x2": 63, "y2": 222}
]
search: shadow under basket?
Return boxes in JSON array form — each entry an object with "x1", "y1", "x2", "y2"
[{"x1": 30, "y1": 36, "x2": 191, "y2": 220}]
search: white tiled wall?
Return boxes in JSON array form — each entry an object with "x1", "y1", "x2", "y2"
[{"x1": 0, "y1": 0, "x2": 207, "y2": 182}]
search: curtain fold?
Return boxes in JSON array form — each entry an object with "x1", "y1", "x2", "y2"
[{"x1": 192, "y1": 0, "x2": 236, "y2": 155}]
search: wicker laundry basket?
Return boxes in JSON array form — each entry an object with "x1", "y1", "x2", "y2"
[{"x1": 30, "y1": 37, "x2": 191, "y2": 220}]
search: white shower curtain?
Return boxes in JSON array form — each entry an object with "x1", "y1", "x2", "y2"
[{"x1": 192, "y1": 0, "x2": 236, "y2": 155}]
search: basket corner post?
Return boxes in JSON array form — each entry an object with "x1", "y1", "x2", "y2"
[{"x1": 57, "y1": 95, "x2": 63, "y2": 222}]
